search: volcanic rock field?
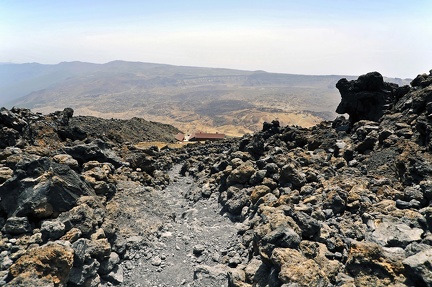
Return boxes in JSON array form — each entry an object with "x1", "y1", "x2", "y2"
[{"x1": 1, "y1": 70, "x2": 432, "y2": 286}]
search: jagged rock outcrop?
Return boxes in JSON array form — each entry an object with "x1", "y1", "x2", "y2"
[{"x1": 336, "y1": 71, "x2": 410, "y2": 124}]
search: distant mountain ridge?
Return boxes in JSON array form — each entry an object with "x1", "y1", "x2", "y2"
[{"x1": 0, "y1": 61, "x2": 411, "y2": 136}]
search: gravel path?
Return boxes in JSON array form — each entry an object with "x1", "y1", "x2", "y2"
[{"x1": 116, "y1": 164, "x2": 241, "y2": 287}]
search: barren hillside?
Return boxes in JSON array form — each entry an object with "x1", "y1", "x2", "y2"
[{"x1": 2, "y1": 61, "x2": 410, "y2": 136}]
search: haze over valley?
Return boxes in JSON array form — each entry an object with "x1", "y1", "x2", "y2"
[
  {"x1": 0, "y1": 61, "x2": 410, "y2": 136},
  {"x1": 1, "y1": 1, "x2": 429, "y2": 135}
]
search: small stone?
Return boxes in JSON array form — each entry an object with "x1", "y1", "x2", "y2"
[
  {"x1": 10, "y1": 249, "x2": 26, "y2": 261},
  {"x1": 396, "y1": 199, "x2": 411, "y2": 209},
  {"x1": 29, "y1": 232, "x2": 43, "y2": 245},
  {"x1": 8, "y1": 242, "x2": 74, "y2": 286},
  {"x1": 371, "y1": 218, "x2": 423, "y2": 248},
  {"x1": 60, "y1": 227, "x2": 82, "y2": 243},
  {"x1": 106, "y1": 265, "x2": 124, "y2": 284},
  {"x1": 212, "y1": 253, "x2": 220, "y2": 262},
  {"x1": 83, "y1": 273, "x2": 101, "y2": 287},
  {"x1": 52, "y1": 154, "x2": 79, "y2": 169},
  {"x1": 228, "y1": 255, "x2": 242, "y2": 267},
  {"x1": 193, "y1": 244, "x2": 206, "y2": 256},
  {"x1": 262, "y1": 226, "x2": 301, "y2": 249},
  {"x1": 0, "y1": 270, "x2": 8, "y2": 286},
  {"x1": 0, "y1": 167, "x2": 13, "y2": 184},
  {"x1": 41, "y1": 220, "x2": 66, "y2": 241},
  {"x1": 124, "y1": 261, "x2": 134, "y2": 270},
  {"x1": 2, "y1": 217, "x2": 31, "y2": 235},
  {"x1": 87, "y1": 238, "x2": 111, "y2": 261},
  {"x1": 99, "y1": 252, "x2": 120, "y2": 275},
  {"x1": 68, "y1": 258, "x2": 100, "y2": 285},
  {"x1": 151, "y1": 256, "x2": 162, "y2": 266},
  {"x1": 0, "y1": 255, "x2": 13, "y2": 270}
]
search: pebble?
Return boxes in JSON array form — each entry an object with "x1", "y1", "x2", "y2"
[
  {"x1": 151, "y1": 256, "x2": 162, "y2": 266},
  {"x1": 193, "y1": 244, "x2": 205, "y2": 255}
]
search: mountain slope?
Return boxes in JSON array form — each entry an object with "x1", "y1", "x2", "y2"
[{"x1": 2, "y1": 61, "x2": 410, "y2": 136}]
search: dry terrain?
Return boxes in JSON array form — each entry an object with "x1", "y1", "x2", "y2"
[
  {"x1": 1, "y1": 71, "x2": 432, "y2": 286},
  {"x1": 2, "y1": 61, "x2": 410, "y2": 136}
]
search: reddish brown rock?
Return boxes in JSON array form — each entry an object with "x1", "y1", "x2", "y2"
[
  {"x1": 271, "y1": 247, "x2": 329, "y2": 286},
  {"x1": 8, "y1": 242, "x2": 74, "y2": 287},
  {"x1": 345, "y1": 241, "x2": 405, "y2": 286}
]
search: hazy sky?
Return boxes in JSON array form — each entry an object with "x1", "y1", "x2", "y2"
[{"x1": 1, "y1": 0, "x2": 431, "y2": 78}]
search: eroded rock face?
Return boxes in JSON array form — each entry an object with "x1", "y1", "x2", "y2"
[{"x1": 403, "y1": 248, "x2": 432, "y2": 286}]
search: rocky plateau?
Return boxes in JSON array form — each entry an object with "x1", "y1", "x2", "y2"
[{"x1": 0, "y1": 70, "x2": 432, "y2": 286}]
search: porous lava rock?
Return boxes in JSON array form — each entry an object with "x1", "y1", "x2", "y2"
[
  {"x1": 7, "y1": 242, "x2": 74, "y2": 287},
  {"x1": 336, "y1": 71, "x2": 406, "y2": 123}
]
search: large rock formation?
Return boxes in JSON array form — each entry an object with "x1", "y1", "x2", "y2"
[{"x1": 335, "y1": 71, "x2": 409, "y2": 123}]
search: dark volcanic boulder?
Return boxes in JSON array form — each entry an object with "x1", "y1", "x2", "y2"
[
  {"x1": 2, "y1": 216, "x2": 32, "y2": 235},
  {"x1": 411, "y1": 71, "x2": 432, "y2": 88},
  {"x1": 64, "y1": 139, "x2": 124, "y2": 168},
  {"x1": 279, "y1": 163, "x2": 306, "y2": 189},
  {"x1": 57, "y1": 126, "x2": 87, "y2": 141},
  {"x1": 0, "y1": 157, "x2": 95, "y2": 218},
  {"x1": 335, "y1": 72, "x2": 399, "y2": 123},
  {"x1": 0, "y1": 107, "x2": 27, "y2": 131},
  {"x1": 0, "y1": 108, "x2": 31, "y2": 148},
  {"x1": 0, "y1": 127, "x2": 20, "y2": 148},
  {"x1": 125, "y1": 152, "x2": 157, "y2": 173}
]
